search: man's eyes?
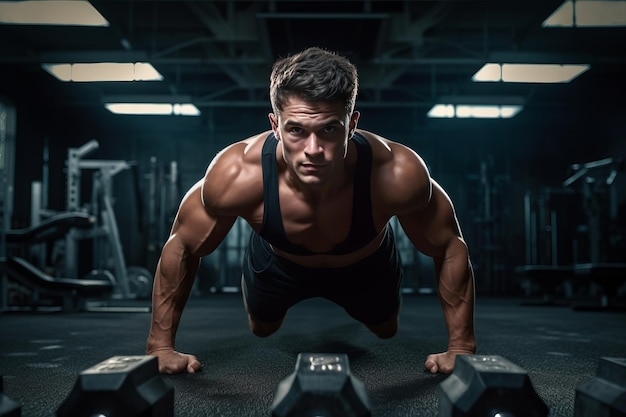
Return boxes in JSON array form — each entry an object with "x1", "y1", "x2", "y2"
[{"x1": 287, "y1": 126, "x2": 338, "y2": 134}]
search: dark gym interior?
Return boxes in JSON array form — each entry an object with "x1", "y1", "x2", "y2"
[{"x1": 1, "y1": 1, "x2": 625, "y2": 416}]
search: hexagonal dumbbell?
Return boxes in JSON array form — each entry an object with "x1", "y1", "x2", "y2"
[{"x1": 272, "y1": 353, "x2": 371, "y2": 417}]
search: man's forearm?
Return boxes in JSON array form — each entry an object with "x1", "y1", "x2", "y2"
[
  {"x1": 146, "y1": 251, "x2": 199, "y2": 353},
  {"x1": 435, "y1": 239, "x2": 476, "y2": 353}
]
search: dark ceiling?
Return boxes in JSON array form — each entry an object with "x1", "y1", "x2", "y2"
[{"x1": 1, "y1": 0, "x2": 626, "y2": 116}]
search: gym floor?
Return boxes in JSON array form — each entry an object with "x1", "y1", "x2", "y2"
[{"x1": 1, "y1": 293, "x2": 624, "y2": 417}]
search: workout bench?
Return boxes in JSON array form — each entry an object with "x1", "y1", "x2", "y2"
[
  {"x1": 515, "y1": 265, "x2": 575, "y2": 306},
  {"x1": 572, "y1": 263, "x2": 626, "y2": 311},
  {"x1": 1, "y1": 256, "x2": 114, "y2": 312}
]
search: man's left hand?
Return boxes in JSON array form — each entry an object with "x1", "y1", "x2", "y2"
[{"x1": 424, "y1": 350, "x2": 473, "y2": 374}]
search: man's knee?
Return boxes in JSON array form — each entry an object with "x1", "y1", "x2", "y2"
[
  {"x1": 248, "y1": 315, "x2": 283, "y2": 337},
  {"x1": 241, "y1": 277, "x2": 284, "y2": 337},
  {"x1": 366, "y1": 312, "x2": 399, "y2": 339}
]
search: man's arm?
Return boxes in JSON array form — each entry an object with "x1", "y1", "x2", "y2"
[
  {"x1": 146, "y1": 180, "x2": 236, "y2": 374},
  {"x1": 398, "y1": 180, "x2": 476, "y2": 374}
]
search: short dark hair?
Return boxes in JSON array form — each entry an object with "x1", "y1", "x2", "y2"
[{"x1": 269, "y1": 47, "x2": 359, "y2": 115}]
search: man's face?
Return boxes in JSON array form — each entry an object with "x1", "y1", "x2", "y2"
[{"x1": 268, "y1": 96, "x2": 359, "y2": 186}]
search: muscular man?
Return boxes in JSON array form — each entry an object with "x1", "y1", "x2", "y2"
[{"x1": 146, "y1": 47, "x2": 476, "y2": 375}]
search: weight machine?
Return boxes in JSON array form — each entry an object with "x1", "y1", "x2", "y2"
[
  {"x1": 522, "y1": 187, "x2": 582, "y2": 267},
  {"x1": 144, "y1": 156, "x2": 179, "y2": 272},
  {"x1": 562, "y1": 157, "x2": 623, "y2": 264},
  {"x1": 26, "y1": 140, "x2": 152, "y2": 308},
  {"x1": 466, "y1": 157, "x2": 510, "y2": 294},
  {"x1": 563, "y1": 157, "x2": 626, "y2": 309},
  {"x1": 517, "y1": 157, "x2": 626, "y2": 309},
  {"x1": 61, "y1": 140, "x2": 152, "y2": 300},
  {"x1": 0, "y1": 102, "x2": 118, "y2": 312},
  {"x1": 0, "y1": 98, "x2": 16, "y2": 312},
  {"x1": 516, "y1": 187, "x2": 581, "y2": 304}
]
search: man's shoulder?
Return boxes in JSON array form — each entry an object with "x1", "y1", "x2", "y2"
[
  {"x1": 209, "y1": 131, "x2": 272, "y2": 169},
  {"x1": 201, "y1": 131, "x2": 270, "y2": 211},
  {"x1": 356, "y1": 129, "x2": 425, "y2": 168},
  {"x1": 241, "y1": 130, "x2": 274, "y2": 150},
  {"x1": 359, "y1": 130, "x2": 431, "y2": 214}
]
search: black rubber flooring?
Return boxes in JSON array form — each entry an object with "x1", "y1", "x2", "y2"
[{"x1": 1, "y1": 294, "x2": 625, "y2": 416}]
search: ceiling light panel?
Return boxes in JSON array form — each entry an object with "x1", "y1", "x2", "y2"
[
  {"x1": 543, "y1": 0, "x2": 626, "y2": 27},
  {"x1": 42, "y1": 63, "x2": 163, "y2": 82},
  {"x1": 427, "y1": 104, "x2": 523, "y2": 119},
  {"x1": 472, "y1": 63, "x2": 590, "y2": 83},
  {"x1": 0, "y1": 1, "x2": 109, "y2": 26},
  {"x1": 104, "y1": 103, "x2": 201, "y2": 116}
]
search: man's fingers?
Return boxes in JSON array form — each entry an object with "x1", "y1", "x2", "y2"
[
  {"x1": 187, "y1": 358, "x2": 202, "y2": 373},
  {"x1": 424, "y1": 358, "x2": 439, "y2": 373},
  {"x1": 439, "y1": 362, "x2": 454, "y2": 374},
  {"x1": 152, "y1": 351, "x2": 202, "y2": 375},
  {"x1": 425, "y1": 352, "x2": 459, "y2": 375}
]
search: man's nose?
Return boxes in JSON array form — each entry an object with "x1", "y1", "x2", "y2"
[{"x1": 304, "y1": 134, "x2": 323, "y2": 156}]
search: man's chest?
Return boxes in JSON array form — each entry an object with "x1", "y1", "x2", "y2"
[{"x1": 277, "y1": 187, "x2": 355, "y2": 248}]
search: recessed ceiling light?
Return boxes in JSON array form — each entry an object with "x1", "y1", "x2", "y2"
[
  {"x1": 427, "y1": 96, "x2": 524, "y2": 119},
  {"x1": 428, "y1": 104, "x2": 522, "y2": 119},
  {"x1": 0, "y1": 1, "x2": 109, "y2": 26},
  {"x1": 42, "y1": 63, "x2": 163, "y2": 82},
  {"x1": 472, "y1": 63, "x2": 590, "y2": 83},
  {"x1": 104, "y1": 101, "x2": 201, "y2": 116},
  {"x1": 543, "y1": 0, "x2": 626, "y2": 27}
]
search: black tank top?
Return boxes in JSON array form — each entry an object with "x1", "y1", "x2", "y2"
[{"x1": 258, "y1": 132, "x2": 379, "y2": 256}]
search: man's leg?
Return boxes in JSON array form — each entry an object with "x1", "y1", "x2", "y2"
[
  {"x1": 329, "y1": 227, "x2": 403, "y2": 339},
  {"x1": 366, "y1": 307, "x2": 400, "y2": 339},
  {"x1": 241, "y1": 275, "x2": 284, "y2": 337}
]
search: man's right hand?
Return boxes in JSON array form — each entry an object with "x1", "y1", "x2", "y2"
[{"x1": 149, "y1": 349, "x2": 203, "y2": 374}]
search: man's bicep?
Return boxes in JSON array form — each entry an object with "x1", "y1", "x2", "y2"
[
  {"x1": 169, "y1": 182, "x2": 236, "y2": 258},
  {"x1": 398, "y1": 181, "x2": 462, "y2": 259}
]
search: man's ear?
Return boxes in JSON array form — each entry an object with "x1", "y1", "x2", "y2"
[
  {"x1": 268, "y1": 113, "x2": 280, "y2": 139},
  {"x1": 349, "y1": 111, "x2": 360, "y2": 137}
]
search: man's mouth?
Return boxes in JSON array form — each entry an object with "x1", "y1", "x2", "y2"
[{"x1": 301, "y1": 162, "x2": 325, "y2": 172}]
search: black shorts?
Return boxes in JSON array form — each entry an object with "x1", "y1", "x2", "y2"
[{"x1": 241, "y1": 225, "x2": 403, "y2": 325}]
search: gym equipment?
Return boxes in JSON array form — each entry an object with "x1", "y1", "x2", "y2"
[
  {"x1": 563, "y1": 157, "x2": 623, "y2": 264},
  {"x1": 27, "y1": 139, "x2": 152, "y2": 303},
  {"x1": 515, "y1": 265, "x2": 574, "y2": 306},
  {"x1": 516, "y1": 187, "x2": 582, "y2": 305},
  {"x1": 522, "y1": 188, "x2": 582, "y2": 267},
  {"x1": 2, "y1": 212, "x2": 112, "y2": 311},
  {"x1": 563, "y1": 158, "x2": 626, "y2": 310},
  {"x1": 2, "y1": 256, "x2": 114, "y2": 311},
  {"x1": 389, "y1": 216, "x2": 435, "y2": 294},
  {"x1": 575, "y1": 357, "x2": 626, "y2": 416},
  {"x1": 145, "y1": 157, "x2": 180, "y2": 271},
  {"x1": 465, "y1": 157, "x2": 511, "y2": 294},
  {"x1": 5, "y1": 212, "x2": 93, "y2": 245},
  {"x1": 0, "y1": 376, "x2": 21, "y2": 417},
  {"x1": 0, "y1": 98, "x2": 16, "y2": 313},
  {"x1": 196, "y1": 216, "x2": 251, "y2": 294},
  {"x1": 64, "y1": 140, "x2": 135, "y2": 298},
  {"x1": 518, "y1": 157, "x2": 625, "y2": 307},
  {"x1": 4, "y1": 139, "x2": 153, "y2": 311},
  {"x1": 56, "y1": 356, "x2": 174, "y2": 417},
  {"x1": 574, "y1": 263, "x2": 626, "y2": 310},
  {"x1": 271, "y1": 353, "x2": 371, "y2": 417},
  {"x1": 126, "y1": 266, "x2": 153, "y2": 300},
  {"x1": 438, "y1": 355, "x2": 549, "y2": 417}
]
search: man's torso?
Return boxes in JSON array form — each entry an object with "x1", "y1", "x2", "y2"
[{"x1": 203, "y1": 129, "x2": 409, "y2": 267}]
